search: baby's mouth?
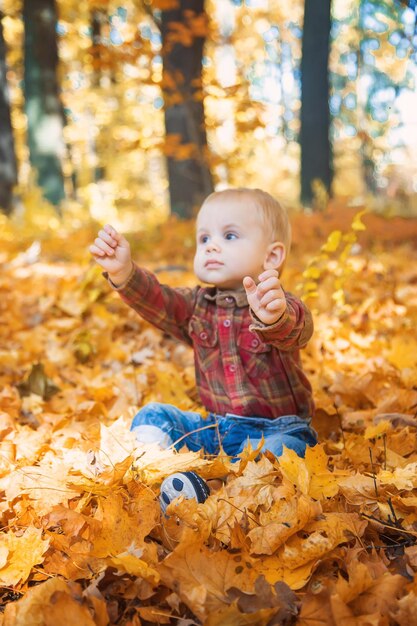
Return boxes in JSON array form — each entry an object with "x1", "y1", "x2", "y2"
[{"x1": 205, "y1": 260, "x2": 224, "y2": 268}]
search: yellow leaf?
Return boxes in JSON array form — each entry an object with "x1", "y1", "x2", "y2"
[
  {"x1": 303, "y1": 266, "x2": 321, "y2": 280},
  {"x1": 90, "y1": 491, "x2": 159, "y2": 558},
  {"x1": 378, "y1": 463, "x2": 417, "y2": 490},
  {"x1": 205, "y1": 603, "x2": 277, "y2": 626},
  {"x1": 278, "y1": 445, "x2": 349, "y2": 500},
  {"x1": 0, "y1": 527, "x2": 50, "y2": 586},
  {"x1": 321, "y1": 230, "x2": 342, "y2": 253},
  {"x1": 248, "y1": 494, "x2": 322, "y2": 555},
  {"x1": 332, "y1": 289, "x2": 345, "y2": 306},
  {"x1": 159, "y1": 542, "x2": 260, "y2": 621},
  {"x1": 364, "y1": 421, "x2": 391, "y2": 440},
  {"x1": 280, "y1": 512, "x2": 366, "y2": 570},
  {"x1": 387, "y1": 336, "x2": 417, "y2": 370},
  {"x1": 108, "y1": 553, "x2": 160, "y2": 584},
  {"x1": 351, "y1": 210, "x2": 367, "y2": 231},
  {"x1": 254, "y1": 555, "x2": 317, "y2": 590}
]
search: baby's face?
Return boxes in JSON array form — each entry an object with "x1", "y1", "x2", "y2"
[{"x1": 194, "y1": 197, "x2": 271, "y2": 290}]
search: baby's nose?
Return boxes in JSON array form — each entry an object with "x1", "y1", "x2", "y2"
[{"x1": 206, "y1": 240, "x2": 220, "y2": 252}]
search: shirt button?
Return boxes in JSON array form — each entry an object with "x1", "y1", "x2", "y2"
[
  {"x1": 223, "y1": 319, "x2": 231, "y2": 328},
  {"x1": 200, "y1": 331, "x2": 208, "y2": 340},
  {"x1": 229, "y1": 364, "x2": 237, "y2": 373},
  {"x1": 251, "y1": 338, "x2": 259, "y2": 347}
]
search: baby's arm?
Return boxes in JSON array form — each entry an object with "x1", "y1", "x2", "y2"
[
  {"x1": 90, "y1": 224, "x2": 198, "y2": 344},
  {"x1": 89, "y1": 224, "x2": 133, "y2": 287}
]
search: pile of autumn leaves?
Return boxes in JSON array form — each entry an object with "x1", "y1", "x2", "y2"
[{"x1": 0, "y1": 213, "x2": 417, "y2": 625}]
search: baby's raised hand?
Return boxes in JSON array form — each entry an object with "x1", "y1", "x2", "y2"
[
  {"x1": 89, "y1": 224, "x2": 133, "y2": 285},
  {"x1": 243, "y1": 269, "x2": 287, "y2": 325}
]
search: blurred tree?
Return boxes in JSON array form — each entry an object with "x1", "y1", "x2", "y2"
[
  {"x1": 0, "y1": 12, "x2": 17, "y2": 214},
  {"x1": 157, "y1": 0, "x2": 214, "y2": 218},
  {"x1": 330, "y1": 0, "x2": 416, "y2": 199},
  {"x1": 300, "y1": 0, "x2": 332, "y2": 205},
  {"x1": 90, "y1": 6, "x2": 107, "y2": 182},
  {"x1": 91, "y1": 7, "x2": 105, "y2": 88},
  {"x1": 23, "y1": 0, "x2": 65, "y2": 207}
]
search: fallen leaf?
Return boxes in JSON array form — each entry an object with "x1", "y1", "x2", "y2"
[{"x1": 0, "y1": 527, "x2": 50, "y2": 587}]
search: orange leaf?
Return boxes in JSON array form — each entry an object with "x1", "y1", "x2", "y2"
[
  {"x1": 278, "y1": 445, "x2": 349, "y2": 500},
  {"x1": 0, "y1": 527, "x2": 50, "y2": 587}
]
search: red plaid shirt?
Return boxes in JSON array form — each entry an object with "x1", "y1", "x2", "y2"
[{"x1": 110, "y1": 264, "x2": 314, "y2": 419}]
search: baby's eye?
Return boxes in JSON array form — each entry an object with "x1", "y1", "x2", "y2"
[
  {"x1": 199, "y1": 234, "x2": 209, "y2": 244},
  {"x1": 225, "y1": 232, "x2": 238, "y2": 240}
]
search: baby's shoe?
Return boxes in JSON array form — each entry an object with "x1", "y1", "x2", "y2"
[{"x1": 159, "y1": 471, "x2": 210, "y2": 515}]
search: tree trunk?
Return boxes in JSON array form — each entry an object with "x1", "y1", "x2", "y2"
[
  {"x1": 23, "y1": 0, "x2": 65, "y2": 207},
  {"x1": 90, "y1": 8, "x2": 107, "y2": 181},
  {"x1": 0, "y1": 15, "x2": 17, "y2": 214},
  {"x1": 300, "y1": 0, "x2": 332, "y2": 205},
  {"x1": 161, "y1": 0, "x2": 213, "y2": 219}
]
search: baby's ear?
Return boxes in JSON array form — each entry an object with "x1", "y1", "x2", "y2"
[{"x1": 263, "y1": 241, "x2": 286, "y2": 271}]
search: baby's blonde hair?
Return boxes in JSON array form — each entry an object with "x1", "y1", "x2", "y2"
[{"x1": 201, "y1": 188, "x2": 291, "y2": 254}]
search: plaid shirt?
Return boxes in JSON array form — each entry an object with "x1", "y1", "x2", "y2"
[{"x1": 110, "y1": 264, "x2": 314, "y2": 420}]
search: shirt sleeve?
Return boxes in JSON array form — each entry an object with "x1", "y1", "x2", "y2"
[
  {"x1": 104, "y1": 264, "x2": 199, "y2": 346},
  {"x1": 249, "y1": 292, "x2": 314, "y2": 351}
]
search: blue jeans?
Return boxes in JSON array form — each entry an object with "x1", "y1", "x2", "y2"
[{"x1": 130, "y1": 402, "x2": 318, "y2": 458}]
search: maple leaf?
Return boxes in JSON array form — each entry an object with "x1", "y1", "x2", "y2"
[
  {"x1": 159, "y1": 541, "x2": 261, "y2": 621},
  {"x1": 0, "y1": 527, "x2": 50, "y2": 587},
  {"x1": 364, "y1": 420, "x2": 391, "y2": 440},
  {"x1": 377, "y1": 463, "x2": 417, "y2": 490},
  {"x1": 205, "y1": 603, "x2": 277, "y2": 625},
  {"x1": 132, "y1": 444, "x2": 210, "y2": 485},
  {"x1": 264, "y1": 512, "x2": 367, "y2": 584},
  {"x1": 89, "y1": 491, "x2": 159, "y2": 559},
  {"x1": 297, "y1": 589, "x2": 333, "y2": 626},
  {"x1": 391, "y1": 591, "x2": 417, "y2": 625},
  {"x1": 2, "y1": 453, "x2": 80, "y2": 516},
  {"x1": 248, "y1": 493, "x2": 322, "y2": 555},
  {"x1": 108, "y1": 552, "x2": 160, "y2": 585},
  {"x1": 2, "y1": 577, "x2": 107, "y2": 626},
  {"x1": 253, "y1": 554, "x2": 319, "y2": 591},
  {"x1": 278, "y1": 444, "x2": 350, "y2": 500}
]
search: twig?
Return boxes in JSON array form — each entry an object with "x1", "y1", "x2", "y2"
[
  {"x1": 170, "y1": 423, "x2": 217, "y2": 449},
  {"x1": 361, "y1": 512, "x2": 417, "y2": 539},
  {"x1": 334, "y1": 403, "x2": 345, "y2": 448},
  {"x1": 368, "y1": 447, "x2": 379, "y2": 498},
  {"x1": 387, "y1": 497, "x2": 402, "y2": 528},
  {"x1": 217, "y1": 497, "x2": 260, "y2": 527}
]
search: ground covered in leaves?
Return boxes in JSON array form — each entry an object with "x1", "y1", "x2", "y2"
[{"x1": 0, "y1": 206, "x2": 417, "y2": 625}]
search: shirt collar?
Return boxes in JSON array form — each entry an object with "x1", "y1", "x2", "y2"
[{"x1": 204, "y1": 287, "x2": 248, "y2": 307}]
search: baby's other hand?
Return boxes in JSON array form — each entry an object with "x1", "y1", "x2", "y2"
[
  {"x1": 243, "y1": 269, "x2": 287, "y2": 325},
  {"x1": 89, "y1": 224, "x2": 133, "y2": 285}
]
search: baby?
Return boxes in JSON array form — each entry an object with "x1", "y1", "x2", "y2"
[{"x1": 90, "y1": 188, "x2": 317, "y2": 510}]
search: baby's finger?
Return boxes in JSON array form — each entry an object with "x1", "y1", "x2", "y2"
[
  {"x1": 243, "y1": 276, "x2": 257, "y2": 295},
  {"x1": 94, "y1": 236, "x2": 115, "y2": 256},
  {"x1": 258, "y1": 269, "x2": 279, "y2": 282},
  {"x1": 257, "y1": 276, "x2": 281, "y2": 297},
  {"x1": 265, "y1": 299, "x2": 286, "y2": 311},
  {"x1": 103, "y1": 224, "x2": 120, "y2": 241},
  {"x1": 99, "y1": 228, "x2": 118, "y2": 248},
  {"x1": 260, "y1": 289, "x2": 283, "y2": 307},
  {"x1": 89, "y1": 244, "x2": 105, "y2": 257}
]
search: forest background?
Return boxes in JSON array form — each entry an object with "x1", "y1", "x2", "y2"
[
  {"x1": 1, "y1": 1, "x2": 417, "y2": 625},
  {"x1": 1, "y1": 0, "x2": 417, "y2": 221}
]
